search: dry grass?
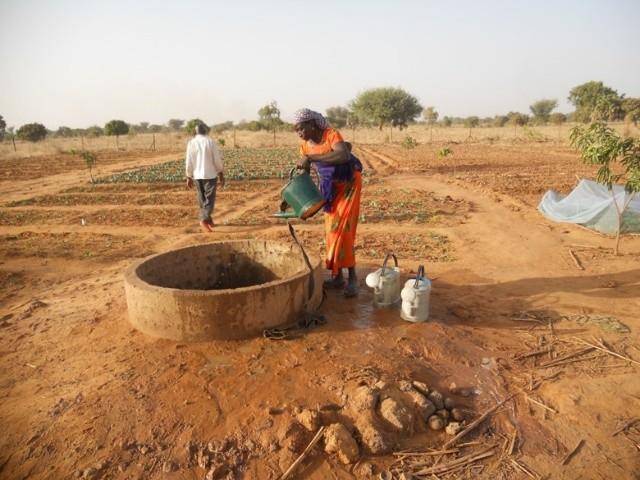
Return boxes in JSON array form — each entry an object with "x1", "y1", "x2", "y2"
[{"x1": 1, "y1": 123, "x2": 637, "y2": 160}]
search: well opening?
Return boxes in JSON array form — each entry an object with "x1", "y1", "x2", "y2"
[{"x1": 124, "y1": 240, "x2": 323, "y2": 341}]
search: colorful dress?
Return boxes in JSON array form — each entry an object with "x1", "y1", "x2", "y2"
[{"x1": 300, "y1": 128, "x2": 363, "y2": 275}]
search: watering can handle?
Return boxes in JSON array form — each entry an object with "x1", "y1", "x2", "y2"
[
  {"x1": 289, "y1": 167, "x2": 297, "y2": 180},
  {"x1": 381, "y1": 252, "x2": 398, "y2": 275},
  {"x1": 414, "y1": 265, "x2": 425, "y2": 288}
]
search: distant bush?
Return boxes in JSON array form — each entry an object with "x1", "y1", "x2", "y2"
[
  {"x1": 401, "y1": 135, "x2": 418, "y2": 149},
  {"x1": 438, "y1": 147, "x2": 452, "y2": 158},
  {"x1": 185, "y1": 118, "x2": 209, "y2": 135},
  {"x1": 17, "y1": 123, "x2": 47, "y2": 142},
  {"x1": 104, "y1": 120, "x2": 129, "y2": 136}
]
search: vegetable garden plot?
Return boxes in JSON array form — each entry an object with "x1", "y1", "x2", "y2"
[
  {"x1": 358, "y1": 231, "x2": 454, "y2": 261},
  {"x1": 0, "y1": 232, "x2": 153, "y2": 259},
  {"x1": 360, "y1": 187, "x2": 471, "y2": 224},
  {"x1": 95, "y1": 148, "x2": 299, "y2": 183}
]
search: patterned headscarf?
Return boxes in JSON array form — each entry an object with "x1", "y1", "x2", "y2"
[{"x1": 293, "y1": 108, "x2": 328, "y2": 130}]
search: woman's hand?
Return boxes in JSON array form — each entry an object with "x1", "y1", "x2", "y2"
[{"x1": 296, "y1": 156, "x2": 311, "y2": 172}]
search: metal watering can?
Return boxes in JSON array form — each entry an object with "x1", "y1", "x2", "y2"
[
  {"x1": 273, "y1": 168, "x2": 326, "y2": 220},
  {"x1": 400, "y1": 265, "x2": 431, "y2": 322},
  {"x1": 365, "y1": 253, "x2": 401, "y2": 308}
]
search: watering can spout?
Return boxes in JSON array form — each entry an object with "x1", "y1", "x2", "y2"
[{"x1": 272, "y1": 211, "x2": 298, "y2": 219}]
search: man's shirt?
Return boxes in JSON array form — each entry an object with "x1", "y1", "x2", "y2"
[{"x1": 185, "y1": 134, "x2": 224, "y2": 179}]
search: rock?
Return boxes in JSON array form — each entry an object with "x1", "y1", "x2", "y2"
[
  {"x1": 374, "y1": 380, "x2": 389, "y2": 390},
  {"x1": 411, "y1": 381, "x2": 429, "y2": 395},
  {"x1": 445, "y1": 422, "x2": 462, "y2": 436},
  {"x1": 428, "y1": 415, "x2": 444, "y2": 431},
  {"x1": 205, "y1": 462, "x2": 228, "y2": 480},
  {"x1": 436, "y1": 409, "x2": 450, "y2": 422},
  {"x1": 355, "y1": 461, "x2": 375, "y2": 478},
  {"x1": 138, "y1": 444, "x2": 151, "y2": 455},
  {"x1": 350, "y1": 386, "x2": 378, "y2": 412},
  {"x1": 82, "y1": 468, "x2": 100, "y2": 480},
  {"x1": 405, "y1": 390, "x2": 436, "y2": 421},
  {"x1": 379, "y1": 398, "x2": 412, "y2": 432},
  {"x1": 278, "y1": 421, "x2": 308, "y2": 453},
  {"x1": 451, "y1": 408, "x2": 465, "y2": 422},
  {"x1": 197, "y1": 449, "x2": 211, "y2": 470},
  {"x1": 458, "y1": 388, "x2": 472, "y2": 398},
  {"x1": 324, "y1": 423, "x2": 360, "y2": 464},
  {"x1": 444, "y1": 397, "x2": 455, "y2": 410},
  {"x1": 162, "y1": 461, "x2": 178, "y2": 473},
  {"x1": 295, "y1": 409, "x2": 320, "y2": 432},
  {"x1": 398, "y1": 380, "x2": 413, "y2": 392},
  {"x1": 428, "y1": 390, "x2": 444, "y2": 410},
  {"x1": 358, "y1": 421, "x2": 392, "y2": 455}
]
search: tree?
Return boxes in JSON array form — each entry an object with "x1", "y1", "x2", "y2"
[
  {"x1": 148, "y1": 124, "x2": 164, "y2": 133},
  {"x1": 568, "y1": 81, "x2": 624, "y2": 123},
  {"x1": 440, "y1": 116, "x2": 453, "y2": 127},
  {"x1": 508, "y1": 112, "x2": 529, "y2": 136},
  {"x1": 76, "y1": 150, "x2": 97, "y2": 183},
  {"x1": 137, "y1": 122, "x2": 149, "y2": 133},
  {"x1": 168, "y1": 118, "x2": 185, "y2": 131},
  {"x1": 350, "y1": 87, "x2": 423, "y2": 130},
  {"x1": 17, "y1": 123, "x2": 47, "y2": 142},
  {"x1": 423, "y1": 106, "x2": 439, "y2": 142},
  {"x1": 104, "y1": 120, "x2": 129, "y2": 149},
  {"x1": 325, "y1": 106, "x2": 350, "y2": 128},
  {"x1": 258, "y1": 101, "x2": 283, "y2": 131},
  {"x1": 56, "y1": 126, "x2": 74, "y2": 138},
  {"x1": 493, "y1": 115, "x2": 509, "y2": 127},
  {"x1": 549, "y1": 113, "x2": 567, "y2": 125},
  {"x1": 570, "y1": 122, "x2": 640, "y2": 255},
  {"x1": 622, "y1": 98, "x2": 640, "y2": 126},
  {"x1": 0, "y1": 115, "x2": 6, "y2": 141},
  {"x1": 185, "y1": 118, "x2": 208, "y2": 134},
  {"x1": 85, "y1": 125, "x2": 104, "y2": 137},
  {"x1": 463, "y1": 116, "x2": 479, "y2": 138},
  {"x1": 529, "y1": 99, "x2": 558, "y2": 123},
  {"x1": 212, "y1": 121, "x2": 234, "y2": 133}
]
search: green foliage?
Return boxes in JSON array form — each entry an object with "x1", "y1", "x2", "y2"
[
  {"x1": 185, "y1": 118, "x2": 209, "y2": 134},
  {"x1": 529, "y1": 99, "x2": 558, "y2": 123},
  {"x1": 218, "y1": 138, "x2": 226, "y2": 147},
  {"x1": 493, "y1": 115, "x2": 509, "y2": 127},
  {"x1": 622, "y1": 98, "x2": 640, "y2": 126},
  {"x1": 325, "y1": 106, "x2": 350, "y2": 128},
  {"x1": 85, "y1": 125, "x2": 104, "y2": 137},
  {"x1": 97, "y1": 148, "x2": 299, "y2": 183},
  {"x1": 148, "y1": 124, "x2": 164, "y2": 133},
  {"x1": 508, "y1": 112, "x2": 529, "y2": 127},
  {"x1": 17, "y1": 123, "x2": 47, "y2": 142},
  {"x1": 168, "y1": 119, "x2": 185, "y2": 131},
  {"x1": 77, "y1": 150, "x2": 97, "y2": 183},
  {"x1": 440, "y1": 116, "x2": 453, "y2": 127},
  {"x1": 438, "y1": 147, "x2": 452, "y2": 158},
  {"x1": 350, "y1": 87, "x2": 423, "y2": 130},
  {"x1": 423, "y1": 106, "x2": 439, "y2": 125},
  {"x1": 463, "y1": 116, "x2": 479, "y2": 128},
  {"x1": 549, "y1": 113, "x2": 567, "y2": 125},
  {"x1": 568, "y1": 81, "x2": 623, "y2": 123},
  {"x1": 258, "y1": 101, "x2": 283, "y2": 131},
  {"x1": 401, "y1": 136, "x2": 418, "y2": 149},
  {"x1": 237, "y1": 120, "x2": 263, "y2": 132},
  {"x1": 56, "y1": 126, "x2": 74, "y2": 137},
  {"x1": 570, "y1": 122, "x2": 640, "y2": 192},
  {"x1": 212, "y1": 121, "x2": 234, "y2": 133},
  {"x1": 104, "y1": 120, "x2": 129, "y2": 136},
  {"x1": 0, "y1": 115, "x2": 6, "y2": 141}
]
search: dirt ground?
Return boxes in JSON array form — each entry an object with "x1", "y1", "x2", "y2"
[{"x1": 1, "y1": 141, "x2": 639, "y2": 480}]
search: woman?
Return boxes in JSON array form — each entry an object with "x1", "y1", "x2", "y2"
[{"x1": 293, "y1": 108, "x2": 363, "y2": 298}]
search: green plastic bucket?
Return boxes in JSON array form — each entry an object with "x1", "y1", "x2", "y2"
[{"x1": 273, "y1": 168, "x2": 326, "y2": 219}]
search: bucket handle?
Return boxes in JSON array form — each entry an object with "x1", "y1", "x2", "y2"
[
  {"x1": 414, "y1": 265, "x2": 425, "y2": 288},
  {"x1": 288, "y1": 167, "x2": 297, "y2": 180},
  {"x1": 381, "y1": 252, "x2": 398, "y2": 275}
]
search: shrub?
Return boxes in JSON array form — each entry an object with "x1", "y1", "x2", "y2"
[
  {"x1": 17, "y1": 123, "x2": 47, "y2": 142},
  {"x1": 401, "y1": 135, "x2": 418, "y2": 149}
]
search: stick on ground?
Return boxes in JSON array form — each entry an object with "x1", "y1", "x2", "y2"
[
  {"x1": 443, "y1": 393, "x2": 518, "y2": 448},
  {"x1": 612, "y1": 418, "x2": 640, "y2": 437},
  {"x1": 575, "y1": 338, "x2": 640, "y2": 366},
  {"x1": 561, "y1": 439, "x2": 585, "y2": 465},
  {"x1": 280, "y1": 426, "x2": 326, "y2": 480},
  {"x1": 568, "y1": 249, "x2": 584, "y2": 270}
]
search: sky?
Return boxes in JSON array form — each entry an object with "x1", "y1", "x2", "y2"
[{"x1": 1, "y1": 0, "x2": 639, "y2": 130}]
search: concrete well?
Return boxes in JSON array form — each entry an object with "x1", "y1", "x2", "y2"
[{"x1": 124, "y1": 240, "x2": 323, "y2": 341}]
